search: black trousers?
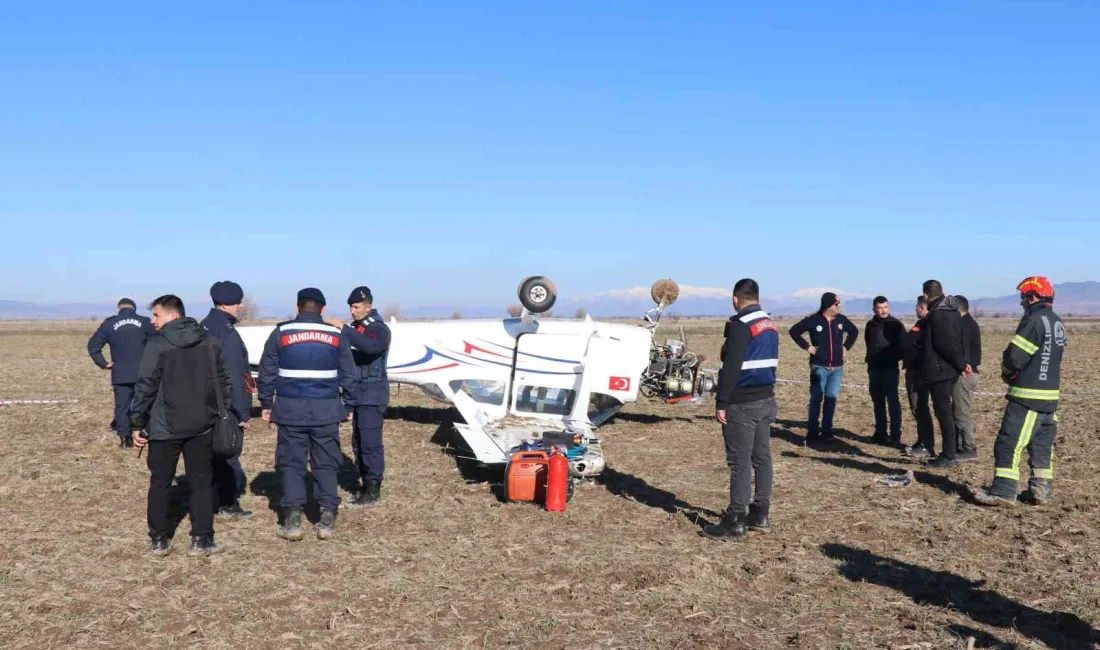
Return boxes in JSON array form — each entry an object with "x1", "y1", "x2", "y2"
[
  {"x1": 868, "y1": 366, "x2": 902, "y2": 439},
  {"x1": 928, "y1": 378, "x2": 958, "y2": 460},
  {"x1": 213, "y1": 454, "x2": 246, "y2": 510},
  {"x1": 112, "y1": 384, "x2": 135, "y2": 441},
  {"x1": 905, "y1": 370, "x2": 935, "y2": 453},
  {"x1": 990, "y1": 401, "x2": 1058, "y2": 498},
  {"x1": 722, "y1": 397, "x2": 776, "y2": 511},
  {"x1": 147, "y1": 433, "x2": 214, "y2": 539}
]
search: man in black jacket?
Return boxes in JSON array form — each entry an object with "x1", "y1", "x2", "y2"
[
  {"x1": 864, "y1": 296, "x2": 905, "y2": 446},
  {"x1": 88, "y1": 298, "x2": 155, "y2": 447},
  {"x1": 789, "y1": 292, "x2": 859, "y2": 443},
  {"x1": 919, "y1": 280, "x2": 972, "y2": 469},
  {"x1": 901, "y1": 297, "x2": 935, "y2": 457},
  {"x1": 954, "y1": 296, "x2": 982, "y2": 461},
  {"x1": 200, "y1": 281, "x2": 253, "y2": 520},
  {"x1": 131, "y1": 295, "x2": 231, "y2": 557}
]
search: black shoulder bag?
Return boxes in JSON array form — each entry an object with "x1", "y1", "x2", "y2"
[{"x1": 208, "y1": 345, "x2": 243, "y2": 458}]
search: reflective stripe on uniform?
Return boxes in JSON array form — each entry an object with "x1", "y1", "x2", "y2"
[
  {"x1": 1032, "y1": 467, "x2": 1054, "y2": 480},
  {"x1": 1003, "y1": 409, "x2": 1038, "y2": 483},
  {"x1": 740, "y1": 311, "x2": 770, "y2": 324},
  {"x1": 741, "y1": 359, "x2": 779, "y2": 370},
  {"x1": 278, "y1": 369, "x2": 338, "y2": 379},
  {"x1": 279, "y1": 323, "x2": 341, "y2": 334},
  {"x1": 1011, "y1": 335, "x2": 1039, "y2": 355},
  {"x1": 995, "y1": 468, "x2": 1020, "y2": 480},
  {"x1": 1006, "y1": 386, "x2": 1059, "y2": 400}
]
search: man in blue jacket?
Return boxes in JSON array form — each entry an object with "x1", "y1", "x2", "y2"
[
  {"x1": 200, "y1": 281, "x2": 253, "y2": 520},
  {"x1": 87, "y1": 298, "x2": 155, "y2": 447},
  {"x1": 704, "y1": 279, "x2": 779, "y2": 541},
  {"x1": 789, "y1": 292, "x2": 859, "y2": 443},
  {"x1": 258, "y1": 288, "x2": 360, "y2": 541},
  {"x1": 327, "y1": 286, "x2": 391, "y2": 508}
]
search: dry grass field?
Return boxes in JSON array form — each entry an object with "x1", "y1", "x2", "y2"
[{"x1": 1, "y1": 318, "x2": 1098, "y2": 649}]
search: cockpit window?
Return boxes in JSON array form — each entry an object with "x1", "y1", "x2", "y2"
[
  {"x1": 514, "y1": 386, "x2": 576, "y2": 415},
  {"x1": 449, "y1": 380, "x2": 506, "y2": 406}
]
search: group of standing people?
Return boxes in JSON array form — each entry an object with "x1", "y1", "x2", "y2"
[
  {"x1": 88, "y1": 283, "x2": 392, "y2": 556},
  {"x1": 705, "y1": 275, "x2": 1068, "y2": 542}
]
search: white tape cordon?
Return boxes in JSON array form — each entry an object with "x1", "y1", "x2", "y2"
[
  {"x1": 0, "y1": 399, "x2": 78, "y2": 407},
  {"x1": 775, "y1": 378, "x2": 1094, "y2": 398}
]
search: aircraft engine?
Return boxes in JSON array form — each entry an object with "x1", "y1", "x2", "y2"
[{"x1": 639, "y1": 280, "x2": 719, "y2": 404}]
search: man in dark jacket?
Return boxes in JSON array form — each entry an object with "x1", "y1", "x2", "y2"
[
  {"x1": 864, "y1": 296, "x2": 905, "y2": 446},
  {"x1": 789, "y1": 292, "x2": 858, "y2": 443},
  {"x1": 919, "y1": 280, "x2": 972, "y2": 469},
  {"x1": 901, "y1": 297, "x2": 935, "y2": 458},
  {"x1": 131, "y1": 295, "x2": 230, "y2": 557},
  {"x1": 953, "y1": 296, "x2": 982, "y2": 461},
  {"x1": 327, "y1": 286, "x2": 391, "y2": 508},
  {"x1": 703, "y1": 279, "x2": 778, "y2": 541},
  {"x1": 259, "y1": 288, "x2": 360, "y2": 541},
  {"x1": 200, "y1": 281, "x2": 253, "y2": 520},
  {"x1": 88, "y1": 298, "x2": 155, "y2": 447}
]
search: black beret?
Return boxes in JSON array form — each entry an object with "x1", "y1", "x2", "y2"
[
  {"x1": 297, "y1": 287, "x2": 326, "y2": 306},
  {"x1": 210, "y1": 280, "x2": 244, "y2": 305},
  {"x1": 347, "y1": 286, "x2": 373, "y2": 305}
]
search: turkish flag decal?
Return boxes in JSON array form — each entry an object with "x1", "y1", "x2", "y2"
[{"x1": 608, "y1": 376, "x2": 631, "y2": 391}]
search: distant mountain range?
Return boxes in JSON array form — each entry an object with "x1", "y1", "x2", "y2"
[{"x1": 4, "y1": 281, "x2": 1100, "y2": 320}]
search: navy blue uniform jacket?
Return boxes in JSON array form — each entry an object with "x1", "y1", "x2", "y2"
[
  {"x1": 200, "y1": 307, "x2": 253, "y2": 422},
  {"x1": 87, "y1": 308, "x2": 155, "y2": 385},
  {"x1": 258, "y1": 312, "x2": 360, "y2": 426},
  {"x1": 342, "y1": 309, "x2": 391, "y2": 406}
]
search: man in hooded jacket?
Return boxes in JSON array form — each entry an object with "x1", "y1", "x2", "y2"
[
  {"x1": 131, "y1": 295, "x2": 231, "y2": 558},
  {"x1": 919, "y1": 280, "x2": 972, "y2": 469}
]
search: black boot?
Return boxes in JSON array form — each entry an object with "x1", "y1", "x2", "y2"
[
  {"x1": 189, "y1": 534, "x2": 221, "y2": 557},
  {"x1": 702, "y1": 508, "x2": 747, "y2": 541},
  {"x1": 277, "y1": 507, "x2": 305, "y2": 541},
  {"x1": 149, "y1": 535, "x2": 172, "y2": 557},
  {"x1": 746, "y1": 502, "x2": 771, "y2": 533},
  {"x1": 216, "y1": 502, "x2": 254, "y2": 521},
  {"x1": 348, "y1": 480, "x2": 381, "y2": 509},
  {"x1": 1026, "y1": 478, "x2": 1053, "y2": 505},
  {"x1": 317, "y1": 509, "x2": 337, "y2": 540}
]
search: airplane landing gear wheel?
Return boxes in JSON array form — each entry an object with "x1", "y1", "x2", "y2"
[{"x1": 518, "y1": 276, "x2": 558, "y2": 314}]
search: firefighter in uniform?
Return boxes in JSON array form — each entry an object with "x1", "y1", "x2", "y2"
[
  {"x1": 87, "y1": 298, "x2": 155, "y2": 447},
  {"x1": 258, "y1": 288, "x2": 360, "y2": 540},
  {"x1": 974, "y1": 276, "x2": 1066, "y2": 507},
  {"x1": 703, "y1": 279, "x2": 779, "y2": 541},
  {"x1": 327, "y1": 286, "x2": 391, "y2": 508}
]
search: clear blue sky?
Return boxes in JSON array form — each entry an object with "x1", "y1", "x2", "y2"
[{"x1": 2, "y1": 0, "x2": 1097, "y2": 310}]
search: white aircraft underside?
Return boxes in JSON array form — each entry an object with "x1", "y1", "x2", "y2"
[{"x1": 238, "y1": 315, "x2": 654, "y2": 477}]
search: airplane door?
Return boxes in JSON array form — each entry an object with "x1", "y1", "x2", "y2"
[{"x1": 509, "y1": 333, "x2": 587, "y2": 417}]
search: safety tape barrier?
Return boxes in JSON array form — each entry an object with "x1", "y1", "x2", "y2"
[
  {"x1": 774, "y1": 378, "x2": 1095, "y2": 398},
  {"x1": 1, "y1": 399, "x2": 78, "y2": 406}
]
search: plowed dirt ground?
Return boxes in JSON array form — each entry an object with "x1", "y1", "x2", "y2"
[{"x1": 1, "y1": 319, "x2": 1097, "y2": 649}]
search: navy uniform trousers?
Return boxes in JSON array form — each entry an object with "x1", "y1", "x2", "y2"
[
  {"x1": 989, "y1": 401, "x2": 1058, "y2": 498},
  {"x1": 276, "y1": 424, "x2": 342, "y2": 510},
  {"x1": 352, "y1": 405, "x2": 386, "y2": 483},
  {"x1": 113, "y1": 384, "x2": 135, "y2": 441}
]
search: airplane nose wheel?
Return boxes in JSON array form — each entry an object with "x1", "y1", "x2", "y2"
[{"x1": 518, "y1": 276, "x2": 558, "y2": 314}]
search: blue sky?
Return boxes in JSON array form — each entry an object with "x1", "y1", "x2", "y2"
[{"x1": 2, "y1": 0, "x2": 1098, "y2": 311}]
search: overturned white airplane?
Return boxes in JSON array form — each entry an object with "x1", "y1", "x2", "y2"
[{"x1": 237, "y1": 277, "x2": 717, "y2": 482}]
